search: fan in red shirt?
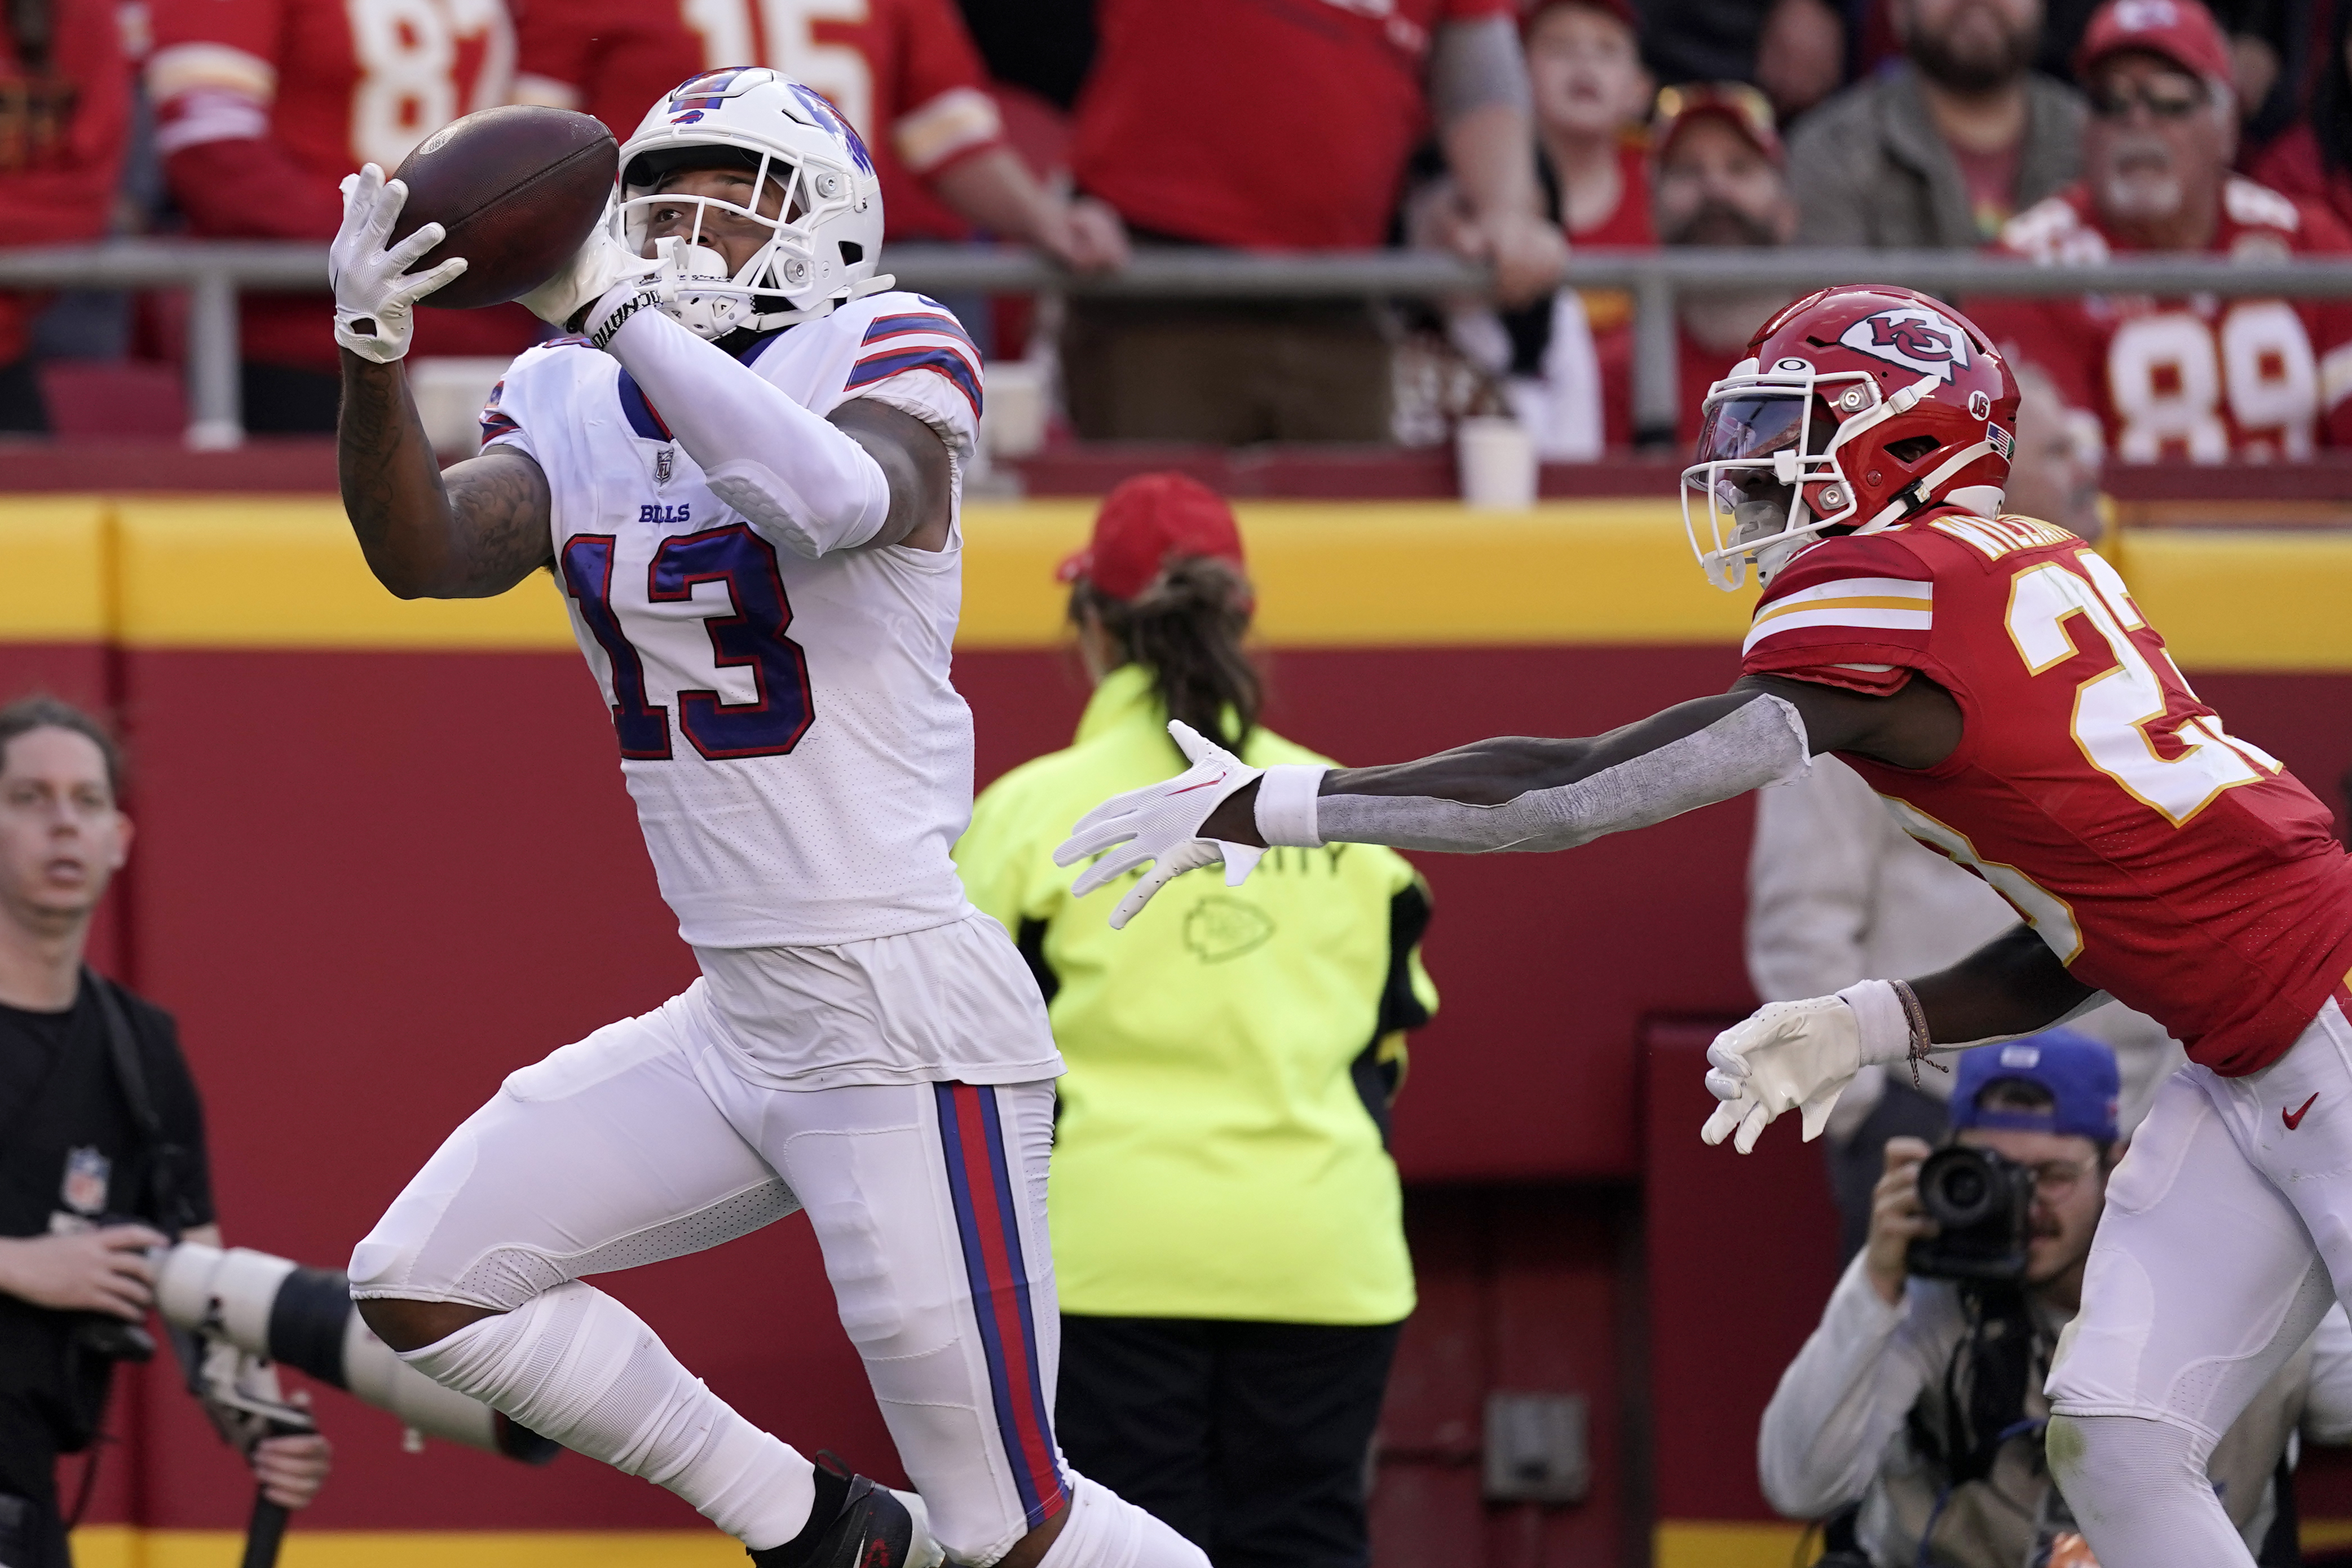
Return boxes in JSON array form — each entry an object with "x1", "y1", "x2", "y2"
[
  {"x1": 508, "y1": 0, "x2": 1122, "y2": 264},
  {"x1": 143, "y1": 0, "x2": 538, "y2": 431},
  {"x1": 1061, "y1": 0, "x2": 1564, "y2": 442},
  {"x1": 0, "y1": 0, "x2": 131, "y2": 432},
  {"x1": 1971, "y1": 0, "x2": 2352, "y2": 462}
]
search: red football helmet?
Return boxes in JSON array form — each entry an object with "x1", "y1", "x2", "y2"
[{"x1": 1681, "y1": 285, "x2": 2019, "y2": 589}]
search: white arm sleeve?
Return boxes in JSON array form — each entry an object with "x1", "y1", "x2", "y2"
[
  {"x1": 1757, "y1": 1252, "x2": 1951, "y2": 1520},
  {"x1": 591, "y1": 289, "x2": 891, "y2": 558},
  {"x1": 1286, "y1": 694, "x2": 1811, "y2": 855}
]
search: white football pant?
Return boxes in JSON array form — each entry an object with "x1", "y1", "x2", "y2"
[
  {"x1": 350, "y1": 979, "x2": 1163, "y2": 1565},
  {"x1": 2046, "y1": 997, "x2": 2352, "y2": 1566}
]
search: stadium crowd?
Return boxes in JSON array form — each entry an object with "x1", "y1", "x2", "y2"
[{"x1": 0, "y1": 0, "x2": 2344, "y2": 460}]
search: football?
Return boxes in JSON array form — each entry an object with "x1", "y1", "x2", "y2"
[{"x1": 387, "y1": 105, "x2": 618, "y2": 311}]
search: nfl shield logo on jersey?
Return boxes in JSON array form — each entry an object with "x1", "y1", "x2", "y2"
[
  {"x1": 1840, "y1": 307, "x2": 1974, "y2": 384},
  {"x1": 60, "y1": 1146, "x2": 109, "y2": 1217}
]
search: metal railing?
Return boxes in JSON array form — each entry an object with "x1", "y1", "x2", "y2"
[{"x1": 3, "y1": 240, "x2": 2351, "y2": 448}]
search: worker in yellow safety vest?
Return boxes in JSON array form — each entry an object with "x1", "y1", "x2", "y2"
[{"x1": 953, "y1": 473, "x2": 1438, "y2": 1568}]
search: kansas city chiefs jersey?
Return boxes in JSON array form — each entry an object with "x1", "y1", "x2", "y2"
[
  {"x1": 1743, "y1": 514, "x2": 2352, "y2": 1074},
  {"x1": 482, "y1": 293, "x2": 985, "y2": 948},
  {"x1": 1975, "y1": 179, "x2": 2352, "y2": 462}
]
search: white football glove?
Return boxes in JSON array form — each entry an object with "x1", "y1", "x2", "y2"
[
  {"x1": 330, "y1": 164, "x2": 467, "y2": 364},
  {"x1": 1054, "y1": 720, "x2": 1265, "y2": 929},
  {"x1": 1700, "y1": 980, "x2": 1913, "y2": 1154},
  {"x1": 517, "y1": 218, "x2": 663, "y2": 333}
]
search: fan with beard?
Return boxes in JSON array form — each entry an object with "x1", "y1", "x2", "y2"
[{"x1": 1906, "y1": 0, "x2": 2044, "y2": 96}]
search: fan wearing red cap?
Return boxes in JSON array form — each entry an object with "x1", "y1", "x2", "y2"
[
  {"x1": 1591, "y1": 82, "x2": 1799, "y2": 447},
  {"x1": 1970, "y1": 0, "x2": 2352, "y2": 462}
]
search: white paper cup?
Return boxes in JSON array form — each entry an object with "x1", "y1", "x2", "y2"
[
  {"x1": 981, "y1": 360, "x2": 1049, "y2": 458},
  {"x1": 1457, "y1": 416, "x2": 1537, "y2": 510}
]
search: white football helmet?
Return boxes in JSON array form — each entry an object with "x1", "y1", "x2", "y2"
[{"x1": 615, "y1": 67, "x2": 892, "y2": 338}]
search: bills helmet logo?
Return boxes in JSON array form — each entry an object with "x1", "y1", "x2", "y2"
[
  {"x1": 788, "y1": 83, "x2": 875, "y2": 176},
  {"x1": 1839, "y1": 307, "x2": 1974, "y2": 384}
]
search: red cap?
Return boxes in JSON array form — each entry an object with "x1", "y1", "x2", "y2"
[
  {"x1": 1056, "y1": 472, "x2": 1246, "y2": 602},
  {"x1": 1651, "y1": 81, "x2": 1785, "y2": 167},
  {"x1": 2073, "y1": 0, "x2": 2234, "y2": 85}
]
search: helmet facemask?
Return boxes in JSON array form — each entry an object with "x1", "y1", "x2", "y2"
[
  {"x1": 616, "y1": 144, "x2": 870, "y2": 339},
  {"x1": 1683, "y1": 365, "x2": 1874, "y2": 590}
]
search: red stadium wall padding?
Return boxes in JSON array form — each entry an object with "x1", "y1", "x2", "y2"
[
  {"x1": 1370, "y1": 1186, "x2": 1644, "y2": 1568},
  {"x1": 1641, "y1": 1019, "x2": 1842, "y2": 1525}
]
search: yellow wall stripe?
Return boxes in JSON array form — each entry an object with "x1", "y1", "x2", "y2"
[
  {"x1": 1654, "y1": 1520, "x2": 1818, "y2": 1567},
  {"x1": 113, "y1": 500, "x2": 574, "y2": 651},
  {"x1": 1, "y1": 498, "x2": 2348, "y2": 666},
  {"x1": 0, "y1": 499, "x2": 110, "y2": 641}
]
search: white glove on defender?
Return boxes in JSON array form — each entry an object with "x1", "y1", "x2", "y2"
[
  {"x1": 330, "y1": 164, "x2": 466, "y2": 363},
  {"x1": 517, "y1": 222, "x2": 663, "y2": 332},
  {"x1": 1700, "y1": 979, "x2": 1913, "y2": 1154},
  {"x1": 1055, "y1": 721, "x2": 1265, "y2": 929}
]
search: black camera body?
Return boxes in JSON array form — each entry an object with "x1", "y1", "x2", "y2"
[{"x1": 1906, "y1": 1146, "x2": 2036, "y2": 1282}]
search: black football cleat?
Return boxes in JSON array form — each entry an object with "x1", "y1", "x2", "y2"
[{"x1": 749, "y1": 1451, "x2": 929, "y2": 1568}]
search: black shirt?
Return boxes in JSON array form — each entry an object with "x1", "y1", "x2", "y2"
[{"x1": 0, "y1": 974, "x2": 214, "y2": 1499}]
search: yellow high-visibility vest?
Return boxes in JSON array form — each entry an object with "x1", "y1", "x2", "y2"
[{"x1": 954, "y1": 664, "x2": 1436, "y2": 1324}]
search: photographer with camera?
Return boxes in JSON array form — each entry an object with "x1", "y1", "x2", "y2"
[
  {"x1": 0, "y1": 697, "x2": 331, "y2": 1568},
  {"x1": 1759, "y1": 1032, "x2": 2352, "y2": 1567}
]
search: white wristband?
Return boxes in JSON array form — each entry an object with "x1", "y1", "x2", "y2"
[
  {"x1": 1255, "y1": 764, "x2": 1328, "y2": 847},
  {"x1": 1835, "y1": 979, "x2": 1912, "y2": 1068}
]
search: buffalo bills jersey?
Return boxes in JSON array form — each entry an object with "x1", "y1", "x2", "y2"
[
  {"x1": 483, "y1": 293, "x2": 986, "y2": 948},
  {"x1": 1743, "y1": 512, "x2": 2352, "y2": 1075},
  {"x1": 1974, "y1": 179, "x2": 2352, "y2": 462}
]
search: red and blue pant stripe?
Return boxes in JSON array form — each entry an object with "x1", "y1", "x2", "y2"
[{"x1": 934, "y1": 1081, "x2": 1068, "y2": 1528}]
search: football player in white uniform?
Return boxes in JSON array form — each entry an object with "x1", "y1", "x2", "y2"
[{"x1": 324, "y1": 68, "x2": 1210, "y2": 1568}]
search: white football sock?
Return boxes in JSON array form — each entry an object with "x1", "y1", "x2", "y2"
[
  {"x1": 399, "y1": 1282, "x2": 815, "y2": 1550},
  {"x1": 2047, "y1": 1412, "x2": 2254, "y2": 1568},
  {"x1": 1035, "y1": 1473, "x2": 1210, "y2": 1568}
]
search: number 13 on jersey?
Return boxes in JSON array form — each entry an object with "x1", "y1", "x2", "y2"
[{"x1": 561, "y1": 523, "x2": 816, "y2": 761}]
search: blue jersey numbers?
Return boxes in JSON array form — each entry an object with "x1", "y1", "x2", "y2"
[{"x1": 561, "y1": 524, "x2": 815, "y2": 761}]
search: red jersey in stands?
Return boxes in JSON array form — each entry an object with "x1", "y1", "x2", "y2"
[
  {"x1": 147, "y1": 0, "x2": 534, "y2": 371},
  {"x1": 0, "y1": 0, "x2": 132, "y2": 366},
  {"x1": 2249, "y1": 125, "x2": 2352, "y2": 244},
  {"x1": 1741, "y1": 516, "x2": 2352, "y2": 1075},
  {"x1": 1567, "y1": 142, "x2": 1651, "y2": 339},
  {"x1": 1073, "y1": 0, "x2": 1515, "y2": 249},
  {"x1": 511, "y1": 0, "x2": 1005, "y2": 241},
  {"x1": 1974, "y1": 179, "x2": 2352, "y2": 461}
]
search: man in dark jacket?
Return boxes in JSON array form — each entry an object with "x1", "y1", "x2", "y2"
[
  {"x1": 1787, "y1": 0, "x2": 2086, "y2": 248},
  {"x1": 0, "y1": 697, "x2": 330, "y2": 1567}
]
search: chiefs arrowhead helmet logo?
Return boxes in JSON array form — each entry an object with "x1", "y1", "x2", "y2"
[{"x1": 1839, "y1": 306, "x2": 1974, "y2": 385}]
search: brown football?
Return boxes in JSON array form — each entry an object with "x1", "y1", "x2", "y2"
[{"x1": 389, "y1": 105, "x2": 618, "y2": 311}]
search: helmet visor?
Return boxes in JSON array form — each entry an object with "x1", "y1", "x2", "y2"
[{"x1": 1696, "y1": 392, "x2": 1806, "y2": 465}]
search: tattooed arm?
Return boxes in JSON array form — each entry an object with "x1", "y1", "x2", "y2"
[{"x1": 337, "y1": 354, "x2": 553, "y2": 599}]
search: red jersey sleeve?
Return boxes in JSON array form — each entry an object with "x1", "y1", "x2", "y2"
[
  {"x1": 1740, "y1": 532, "x2": 1938, "y2": 697},
  {"x1": 883, "y1": 0, "x2": 1003, "y2": 179},
  {"x1": 146, "y1": 0, "x2": 342, "y2": 239}
]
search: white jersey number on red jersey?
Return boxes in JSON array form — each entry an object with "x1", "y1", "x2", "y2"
[{"x1": 2108, "y1": 303, "x2": 2322, "y2": 462}]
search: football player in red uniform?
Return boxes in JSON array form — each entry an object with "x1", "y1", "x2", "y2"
[
  {"x1": 1062, "y1": 282, "x2": 2352, "y2": 1568},
  {"x1": 1971, "y1": 0, "x2": 2352, "y2": 462},
  {"x1": 144, "y1": 0, "x2": 539, "y2": 431},
  {"x1": 509, "y1": 0, "x2": 1122, "y2": 266}
]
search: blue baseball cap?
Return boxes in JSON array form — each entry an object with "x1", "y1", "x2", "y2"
[{"x1": 1950, "y1": 1030, "x2": 2120, "y2": 1143}]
